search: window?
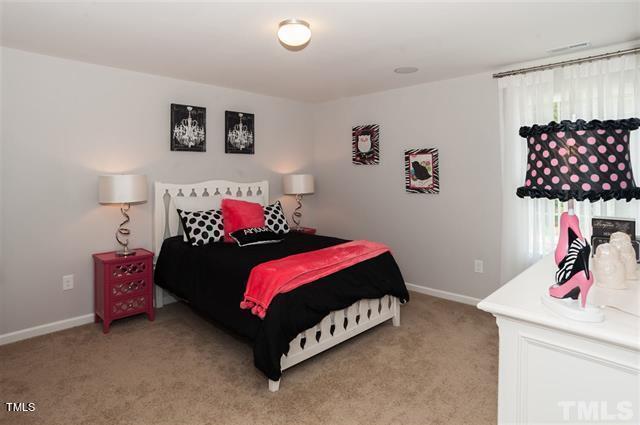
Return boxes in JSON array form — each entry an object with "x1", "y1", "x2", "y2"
[{"x1": 499, "y1": 54, "x2": 640, "y2": 282}]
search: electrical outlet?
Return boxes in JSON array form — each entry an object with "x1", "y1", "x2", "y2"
[
  {"x1": 474, "y1": 260, "x2": 484, "y2": 274},
  {"x1": 62, "y1": 274, "x2": 74, "y2": 291}
]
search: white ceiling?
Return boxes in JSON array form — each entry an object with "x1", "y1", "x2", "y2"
[{"x1": 2, "y1": 1, "x2": 639, "y2": 102}]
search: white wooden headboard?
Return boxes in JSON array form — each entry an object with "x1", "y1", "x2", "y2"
[{"x1": 153, "y1": 179, "x2": 269, "y2": 256}]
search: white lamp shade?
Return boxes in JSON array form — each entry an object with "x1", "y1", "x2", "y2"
[
  {"x1": 98, "y1": 174, "x2": 148, "y2": 204},
  {"x1": 283, "y1": 174, "x2": 314, "y2": 195}
]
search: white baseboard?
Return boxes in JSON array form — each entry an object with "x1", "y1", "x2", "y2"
[
  {"x1": 406, "y1": 282, "x2": 481, "y2": 306},
  {"x1": 0, "y1": 285, "x2": 477, "y2": 346},
  {"x1": 0, "y1": 313, "x2": 95, "y2": 346}
]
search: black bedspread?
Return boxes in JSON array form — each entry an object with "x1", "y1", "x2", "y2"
[{"x1": 154, "y1": 232, "x2": 409, "y2": 380}]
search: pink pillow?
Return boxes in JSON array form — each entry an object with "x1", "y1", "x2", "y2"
[{"x1": 221, "y1": 199, "x2": 266, "y2": 242}]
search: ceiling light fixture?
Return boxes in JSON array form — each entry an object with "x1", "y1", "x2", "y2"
[
  {"x1": 394, "y1": 67, "x2": 419, "y2": 74},
  {"x1": 278, "y1": 19, "x2": 311, "y2": 49}
]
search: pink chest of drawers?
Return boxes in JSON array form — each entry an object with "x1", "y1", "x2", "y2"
[{"x1": 93, "y1": 249, "x2": 155, "y2": 333}]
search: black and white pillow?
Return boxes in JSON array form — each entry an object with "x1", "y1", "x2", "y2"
[
  {"x1": 230, "y1": 227, "x2": 284, "y2": 247},
  {"x1": 263, "y1": 201, "x2": 290, "y2": 234},
  {"x1": 177, "y1": 209, "x2": 224, "y2": 246}
]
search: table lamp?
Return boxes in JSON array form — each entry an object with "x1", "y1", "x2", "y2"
[
  {"x1": 283, "y1": 174, "x2": 314, "y2": 229},
  {"x1": 98, "y1": 174, "x2": 148, "y2": 256},
  {"x1": 517, "y1": 118, "x2": 640, "y2": 322}
]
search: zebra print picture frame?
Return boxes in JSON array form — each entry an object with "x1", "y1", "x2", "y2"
[
  {"x1": 405, "y1": 148, "x2": 439, "y2": 194},
  {"x1": 352, "y1": 124, "x2": 379, "y2": 165}
]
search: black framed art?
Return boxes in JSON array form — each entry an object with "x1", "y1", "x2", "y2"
[
  {"x1": 352, "y1": 124, "x2": 380, "y2": 165},
  {"x1": 405, "y1": 148, "x2": 439, "y2": 194},
  {"x1": 225, "y1": 111, "x2": 255, "y2": 154},
  {"x1": 170, "y1": 104, "x2": 206, "y2": 152}
]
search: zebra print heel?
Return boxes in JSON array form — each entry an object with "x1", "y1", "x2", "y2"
[
  {"x1": 554, "y1": 212, "x2": 583, "y2": 266},
  {"x1": 550, "y1": 235, "x2": 593, "y2": 308}
]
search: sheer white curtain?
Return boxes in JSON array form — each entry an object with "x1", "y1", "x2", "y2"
[{"x1": 500, "y1": 53, "x2": 640, "y2": 283}]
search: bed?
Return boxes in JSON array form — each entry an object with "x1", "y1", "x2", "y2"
[{"x1": 152, "y1": 179, "x2": 409, "y2": 391}]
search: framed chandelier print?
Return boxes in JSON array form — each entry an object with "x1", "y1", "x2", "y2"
[
  {"x1": 405, "y1": 148, "x2": 439, "y2": 194},
  {"x1": 225, "y1": 111, "x2": 255, "y2": 154},
  {"x1": 170, "y1": 104, "x2": 206, "y2": 152},
  {"x1": 352, "y1": 124, "x2": 380, "y2": 165}
]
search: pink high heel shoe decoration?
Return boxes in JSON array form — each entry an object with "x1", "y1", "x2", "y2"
[
  {"x1": 550, "y1": 232, "x2": 594, "y2": 307},
  {"x1": 542, "y1": 212, "x2": 603, "y2": 322},
  {"x1": 549, "y1": 269, "x2": 594, "y2": 308}
]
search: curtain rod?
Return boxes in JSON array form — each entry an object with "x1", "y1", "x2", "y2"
[{"x1": 492, "y1": 47, "x2": 640, "y2": 79}]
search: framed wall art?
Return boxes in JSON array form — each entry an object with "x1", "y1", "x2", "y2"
[
  {"x1": 170, "y1": 104, "x2": 206, "y2": 152},
  {"x1": 405, "y1": 148, "x2": 439, "y2": 194},
  {"x1": 225, "y1": 111, "x2": 255, "y2": 154},
  {"x1": 352, "y1": 124, "x2": 379, "y2": 165}
]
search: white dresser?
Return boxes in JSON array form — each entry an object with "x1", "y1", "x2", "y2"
[{"x1": 478, "y1": 255, "x2": 639, "y2": 424}]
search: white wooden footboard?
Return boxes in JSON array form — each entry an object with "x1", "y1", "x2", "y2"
[{"x1": 268, "y1": 295, "x2": 400, "y2": 392}]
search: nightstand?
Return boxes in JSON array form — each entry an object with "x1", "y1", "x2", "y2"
[
  {"x1": 292, "y1": 227, "x2": 317, "y2": 235},
  {"x1": 93, "y1": 249, "x2": 155, "y2": 333}
]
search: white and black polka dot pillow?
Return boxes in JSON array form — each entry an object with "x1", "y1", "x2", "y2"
[
  {"x1": 177, "y1": 209, "x2": 224, "y2": 246},
  {"x1": 263, "y1": 201, "x2": 290, "y2": 234}
]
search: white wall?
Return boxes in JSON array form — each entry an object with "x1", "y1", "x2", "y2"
[
  {"x1": 310, "y1": 73, "x2": 502, "y2": 299},
  {"x1": 0, "y1": 48, "x2": 504, "y2": 337},
  {"x1": 0, "y1": 48, "x2": 314, "y2": 334}
]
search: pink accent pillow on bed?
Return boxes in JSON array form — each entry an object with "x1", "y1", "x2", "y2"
[{"x1": 221, "y1": 199, "x2": 266, "y2": 242}]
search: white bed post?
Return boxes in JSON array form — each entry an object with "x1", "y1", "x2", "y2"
[
  {"x1": 392, "y1": 296, "x2": 400, "y2": 327},
  {"x1": 268, "y1": 379, "x2": 280, "y2": 392},
  {"x1": 155, "y1": 286, "x2": 164, "y2": 308}
]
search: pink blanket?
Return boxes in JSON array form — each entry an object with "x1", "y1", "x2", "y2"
[{"x1": 240, "y1": 240, "x2": 390, "y2": 319}]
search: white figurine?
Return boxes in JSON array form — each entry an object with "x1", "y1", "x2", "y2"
[
  {"x1": 609, "y1": 232, "x2": 638, "y2": 281},
  {"x1": 593, "y1": 243, "x2": 628, "y2": 290}
]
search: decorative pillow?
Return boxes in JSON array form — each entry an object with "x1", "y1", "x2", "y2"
[
  {"x1": 263, "y1": 201, "x2": 290, "y2": 234},
  {"x1": 221, "y1": 199, "x2": 266, "y2": 242},
  {"x1": 230, "y1": 227, "x2": 284, "y2": 247},
  {"x1": 177, "y1": 209, "x2": 224, "y2": 246},
  {"x1": 174, "y1": 195, "x2": 264, "y2": 241},
  {"x1": 174, "y1": 197, "x2": 220, "y2": 242}
]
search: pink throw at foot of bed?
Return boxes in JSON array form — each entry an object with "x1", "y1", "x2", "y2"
[{"x1": 240, "y1": 240, "x2": 391, "y2": 319}]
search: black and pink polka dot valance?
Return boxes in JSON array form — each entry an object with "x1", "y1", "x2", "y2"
[{"x1": 517, "y1": 118, "x2": 640, "y2": 202}]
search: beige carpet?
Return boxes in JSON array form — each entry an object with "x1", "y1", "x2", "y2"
[{"x1": 0, "y1": 293, "x2": 498, "y2": 425}]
